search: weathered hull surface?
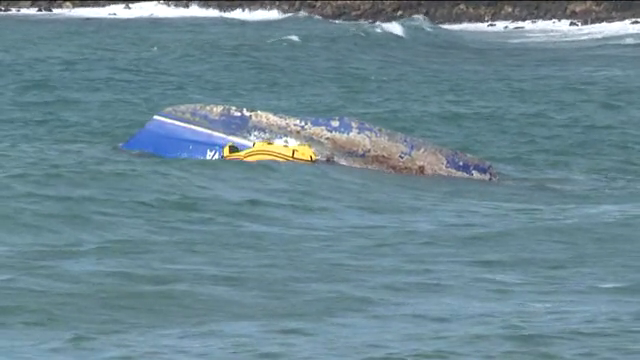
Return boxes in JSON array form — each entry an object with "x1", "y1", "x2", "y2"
[{"x1": 120, "y1": 104, "x2": 497, "y2": 181}]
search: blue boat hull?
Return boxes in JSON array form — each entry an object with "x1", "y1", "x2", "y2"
[
  {"x1": 121, "y1": 114, "x2": 253, "y2": 161},
  {"x1": 120, "y1": 104, "x2": 497, "y2": 181}
]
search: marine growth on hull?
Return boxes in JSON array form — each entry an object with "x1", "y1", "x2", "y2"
[{"x1": 154, "y1": 104, "x2": 497, "y2": 181}]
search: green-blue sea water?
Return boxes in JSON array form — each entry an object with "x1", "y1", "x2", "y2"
[{"x1": 1, "y1": 9, "x2": 640, "y2": 360}]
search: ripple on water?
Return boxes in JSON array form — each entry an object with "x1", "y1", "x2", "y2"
[{"x1": 0, "y1": 11, "x2": 639, "y2": 360}]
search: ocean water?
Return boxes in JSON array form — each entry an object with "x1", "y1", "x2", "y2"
[{"x1": 1, "y1": 3, "x2": 640, "y2": 359}]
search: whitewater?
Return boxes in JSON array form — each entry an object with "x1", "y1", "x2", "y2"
[{"x1": 3, "y1": 1, "x2": 640, "y2": 42}]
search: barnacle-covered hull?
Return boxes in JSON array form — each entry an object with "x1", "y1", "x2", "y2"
[{"x1": 120, "y1": 104, "x2": 497, "y2": 181}]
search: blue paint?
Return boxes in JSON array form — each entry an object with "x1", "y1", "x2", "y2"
[
  {"x1": 397, "y1": 136, "x2": 416, "y2": 160},
  {"x1": 444, "y1": 151, "x2": 493, "y2": 177},
  {"x1": 120, "y1": 117, "x2": 250, "y2": 160},
  {"x1": 158, "y1": 111, "x2": 251, "y2": 136},
  {"x1": 355, "y1": 121, "x2": 380, "y2": 137}
]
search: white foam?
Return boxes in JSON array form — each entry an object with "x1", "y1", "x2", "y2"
[
  {"x1": 328, "y1": 18, "x2": 407, "y2": 38},
  {"x1": 440, "y1": 18, "x2": 640, "y2": 42},
  {"x1": 595, "y1": 283, "x2": 628, "y2": 289},
  {"x1": 613, "y1": 37, "x2": 640, "y2": 45},
  {"x1": 375, "y1": 21, "x2": 406, "y2": 38},
  {"x1": 282, "y1": 35, "x2": 301, "y2": 42},
  {"x1": 267, "y1": 35, "x2": 301, "y2": 43},
  {"x1": 480, "y1": 274, "x2": 527, "y2": 284},
  {"x1": 0, "y1": 1, "x2": 291, "y2": 21}
]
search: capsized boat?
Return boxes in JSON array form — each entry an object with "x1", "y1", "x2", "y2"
[{"x1": 119, "y1": 104, "x2": 497, "y2": 181}]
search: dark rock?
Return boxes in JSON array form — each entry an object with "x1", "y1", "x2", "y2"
[
  {"x1": 513, "y1": 26, "x2": 525, "y2": 30},
  {"x1": 167, "y1": 1, "x2": 190, "y2": 8},
  {"x1": 487, "y1": 22, "x2": 496, "y2": 27},
  {"x1": 123, "y1": 3, "x2": 129, "y2": 9},
  {"x1": 0, "y1": 6, "x2": 10, "y2": 11},
  {"x1": 569, "y1": 20, "x2": 580, "y2": 26},
  {"x1": 631, "y1": 20, "x2": 640, "y2": 25},
  {"x1": 2, "y1": 1, "x2": 640, "y2": 25},
  {"x1": 170, "y1": 1, "x2": 640, "y2": 24}
]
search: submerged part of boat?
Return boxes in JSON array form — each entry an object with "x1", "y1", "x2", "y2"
[{"x1": 120, "y1": 104, "x2": 497, "y2": 181}]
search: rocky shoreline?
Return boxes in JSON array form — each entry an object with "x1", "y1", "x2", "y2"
[{"x1": 2, "y1": 1, "x2": 640, "y2": 25}]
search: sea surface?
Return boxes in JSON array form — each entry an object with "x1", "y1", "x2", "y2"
[{"x1": 1, "y1": 3, "x2": 640, "y2": 359}]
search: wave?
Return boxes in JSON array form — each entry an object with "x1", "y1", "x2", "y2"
[
  {"x1": 614, "y1": 37, "x2": 640, "y2": 45},
  {"x1": 267, "y1": 35, "x2": 301, "y2": 43},
  {"x1": 8, "y1": 1, "x2": 639, "y2": 43},
  {"x1": 328, "y1": 19, "x2": 408, "y2": 38},
  {"x1": 4, "y1": 1, "x2": 639, "y2": 44},
  {"x1": 347, "y1": 16, "x2": 640, "y2": 45},
  {"x1": 373, "y1": 21, "x2": 406, "y2": 38},
  {"x1": 0, "y1": 1, "x2": 408, "y2": 38},
  {"x1": 439, "y1": 18, "x2": 640, "y2": 43},
  {"x1": 0, "y1": 1, "x2": 291, "y2": 21}
]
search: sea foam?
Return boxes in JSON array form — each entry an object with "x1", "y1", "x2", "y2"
[
  {"x1": 374, "y1": 21, "x2": 406, "y2": 38},
  {"x1": 0, "y1": 1, "x2": 290, "y2": 21},
  {"x1": 3, "y1": 0, "x2": 640, "y2": 43},
  {"x1": 440, "y1": 18, "x2": 640, "y2": 42}
]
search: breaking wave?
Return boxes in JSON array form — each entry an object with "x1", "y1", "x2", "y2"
[
  {"x1": 0, "y1": 1, "x2": 291, "y2": 21},
  {"x1": 439, "y1": 18, "x2": 640, "y2": 44},
  {"x1": 3, "y1": 1, "x2": 640, "y2": 44}
]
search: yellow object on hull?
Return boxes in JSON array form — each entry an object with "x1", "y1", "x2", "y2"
[{"x1": 223, "y1": 140, "x2": 317, "y2": 163}]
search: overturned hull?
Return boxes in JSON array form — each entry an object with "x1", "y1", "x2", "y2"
[{"x1": 120, "y1": 104, "x2": 497, "y2": 181}]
